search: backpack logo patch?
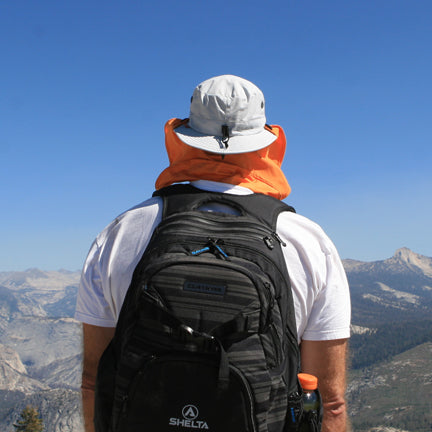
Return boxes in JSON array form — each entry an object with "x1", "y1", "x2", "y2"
[
  {"x1": 183, "y1": 280, "x2": 226, "y2": 296},
  {"x1": 182, "y1": 405, "x2": 199, "y2": 420},
  {"x1": 169, "y1": 404, "x2": 209, "y2": 429}
]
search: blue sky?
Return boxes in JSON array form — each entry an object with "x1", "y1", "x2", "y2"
[{"x1": 1, "y1": 0, "x2": 431, "y2": 271}]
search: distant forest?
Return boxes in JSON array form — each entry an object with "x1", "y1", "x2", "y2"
[{"x1": 349, "y1": 319, "x2": 432, "y2": 369}]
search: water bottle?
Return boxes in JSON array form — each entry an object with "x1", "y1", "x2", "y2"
[{"x1": 298, "y1": 373, "x2": 321, "y2": 432}]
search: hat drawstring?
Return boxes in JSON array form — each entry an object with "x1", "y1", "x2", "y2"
[{"x1": 221, "y1": 125, "x2": 230, "y2": 149}]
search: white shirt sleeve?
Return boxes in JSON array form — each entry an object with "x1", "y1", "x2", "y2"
[
  {"x1": 277, "y1": 211, "x2": 351, "y2": 342},
  {"x1": 75, "y1": 237, "x2": 117, "y2": 327},
  {"x1": 74, "y1": 197, "x2": 162, "y2": 327},
  {"x1": 302, "y1": 248, "x2": 351, "y2": 341}
]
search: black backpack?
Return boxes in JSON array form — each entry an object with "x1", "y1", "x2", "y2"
[{"x1": 94, "y1": 185, "x2": 305, "y2": 432}]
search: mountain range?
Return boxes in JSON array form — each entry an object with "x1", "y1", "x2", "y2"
[
  {"x1": 1, "y1": 248, "x2": 431, "y2": 431},
  {"x1": 0, "y1": 269, "x2": 82, "y2": 431}
]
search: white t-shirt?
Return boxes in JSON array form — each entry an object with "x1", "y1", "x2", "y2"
[{"x1": 75, "y1": 181, "x2": 351, "y2": 342}]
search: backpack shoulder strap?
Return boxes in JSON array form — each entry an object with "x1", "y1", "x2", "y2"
[{"x1": 153, "y1": 184, "x2": 295, "y2": 230}]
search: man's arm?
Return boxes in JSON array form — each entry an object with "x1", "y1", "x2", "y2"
[
  {"x1": 300, "y1": 338, "x2": 349, "y2": 432},
  {"x1": 81, "y1": 323, "x2": 115, "y2": 432}
]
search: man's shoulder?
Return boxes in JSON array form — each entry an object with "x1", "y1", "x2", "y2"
[
  {"x1": 276, "y1": 210, "x2": 339, "y2": 256},
  {"x1": 277, "y1": 209, "x2": 324, "y2": 231},
  {"x1": 123, "y1": 195, "x2": 162, "y2": 214},
  {"x1": 94, "y1": 196, "x2": 163, "y2": 246}
]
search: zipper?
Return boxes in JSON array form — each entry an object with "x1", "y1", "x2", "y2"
[
  {"x1": 120, "y1": 394, "x2": 129, "y2": 415},
  {"x1": 153, "y1": 214, "x2": 285, "y2": 249},
  {"x1": 269, "y1": 322, "x2": 282, "y2": 366},
  {"x1": 271, "y1": 231, "x2": 286, "y2": 247},
  {"x1": 116, "y1": 357, "x2": 156, "y2": 431},
  {"x1": 191, "y1": 238, "x2": 230, "y2": 260},
  {"x1": 142, "y1": 285, "x2": 166, "y2": 307},
  {"x1": 262, "y1": 282, "x2": 282, "y2": 367},
  {"x1": 263, "y1": 282, "x2": 275, "y2": 327},
  {"x1": 156, "y1": 212, "x2": 274, "y2": 234}
]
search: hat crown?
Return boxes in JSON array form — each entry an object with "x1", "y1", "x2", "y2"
[
  {"x1": 189, "y1": 75, "x2": 266, "y2": 137},
  {"x1": 174, "y1": 75, "x2": 276, "y2": 154}
]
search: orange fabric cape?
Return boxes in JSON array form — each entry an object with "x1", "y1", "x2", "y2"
[{"x1": 155, "y1": 118, "x2": 291, "y2": 200}]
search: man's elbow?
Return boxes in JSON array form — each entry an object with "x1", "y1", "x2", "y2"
[
  {"x1": 322, "y1": 395, "x2": 348, "y2": 432},
  {"x1": 323, "y1": 396, "x2": 347, "y2": 417},
  {"x1": 81, "y1": 369, "x2": 97, "y2": 393}
]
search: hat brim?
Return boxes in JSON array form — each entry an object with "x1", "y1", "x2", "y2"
[{"x1": 174, "y1": 124, "x2": 277, "y2": 154}]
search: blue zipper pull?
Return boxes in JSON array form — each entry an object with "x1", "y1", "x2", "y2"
[
  {"x1": 208, "y1": 238, "x2": 230, "y2": 260},
  {"x1": 191, "y1": 246, "x2": 211, "y2": 256}
]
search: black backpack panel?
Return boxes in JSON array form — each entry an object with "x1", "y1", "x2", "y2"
[{"x1": 95, "y1": 185, "x2": 303, "y2": 432}]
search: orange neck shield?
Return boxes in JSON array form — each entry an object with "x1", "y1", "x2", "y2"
[{"x1": 155, "y1": 118, "x2": 291, "y2": 200}]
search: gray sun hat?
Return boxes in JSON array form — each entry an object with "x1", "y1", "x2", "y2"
[{"x1": 174, "y1": 75, "x2": 277, "y2": 154}]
